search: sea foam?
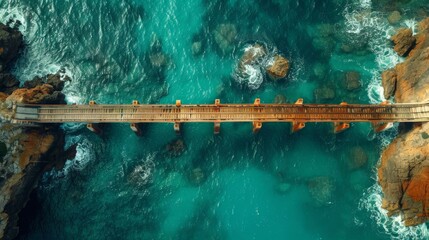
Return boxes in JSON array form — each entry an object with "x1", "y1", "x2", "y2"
[{"x1": 360, "y1": 184, "x2": 429, "y2": 240}]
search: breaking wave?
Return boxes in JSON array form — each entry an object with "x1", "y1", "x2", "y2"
[{"x1": 359, "y1": 184, "x2": 429, "y2": 240}]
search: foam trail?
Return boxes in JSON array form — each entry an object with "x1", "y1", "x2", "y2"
[
  {"x1": 360, "y1": 184, "x2": 429, "y2": 240},
  {"x1": 343, "y1": 0, "x2": 402, "y2": 104}
]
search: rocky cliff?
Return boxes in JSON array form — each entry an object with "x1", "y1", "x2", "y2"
[
  {"x1": 0, "y1": 22, "x2": 67, "y2": 239},
  {"x1": 378, "y1": 17, "x2": 429, "y2": 226}
]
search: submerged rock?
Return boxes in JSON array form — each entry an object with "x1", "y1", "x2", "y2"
[
  {"x1": 343, "y1": 71, "x2": 361, "y2": 91},
  {"x1": 275, "y1": 182, "x2": 292, "y2": 194},
  {"x1": 314, "y1": 86, "x2": 336, "y2": 102},
  {"x1": 387, "y1": 11, "x2": 402, "y2": 25},
  {"x1": 213, "y1": 23, "x2": 237, "y2": 55},
  {"x1": 391, "y1": 28, "x2": 416, "y2": 57},
  {"x1": 307, "y1": 176, "x2": 335, "y2": 206},
  {"x1": 266, "y1": 55, "x2": 290, "y2": 80},
  {"x1": 191, "y1": 41, "x2": 203, "y2": 56},
  {"x1": 347, "y1": 146, "x2": 368, "y2": 170},
  {"x1": 188, "y1": 167, "x2": 205, "y2": 186},
  {"x1": 164, "y1": 139, "x2": 186, "y2": 158},
  {"x1": 274, "y1": 94, "x2": 286, "y2": 104}
]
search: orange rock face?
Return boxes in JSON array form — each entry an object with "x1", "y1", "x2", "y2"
[
  {"x1": 6, "y1": 84, "x2": 54, "y2": 104},
  {"x1": 0, "y1": 92, "x2": 8, "y2": 101},
  {"x1": 378, "y1": 123, "x2": 429, "y2": 226},
  {"x1": 378, "y1": 17, "x2": 429, "y2": 227},
  {"x1": 266, "y1": 55, "x2": 290, "y2": 80},
  {"x1": 391, "y1": 28, "x2": 416, "y2": 57},
  {"x1": 18, "y1": 132, "x2": 55, "y2": 168}
]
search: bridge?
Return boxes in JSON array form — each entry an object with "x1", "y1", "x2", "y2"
[{"x1": 11, "y1": 99, "x2": 429, "y2": 135}]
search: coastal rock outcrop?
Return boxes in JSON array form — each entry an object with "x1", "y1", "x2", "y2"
[
  {"x1": 390, "y1": 28, "x2": 416, "y2": 57},
  {"x1": 0, "y1": 22, "x2": 67, "y2": 239},
  {"x1": 378, "y1": 17, "x2": 429, "y2": 226}
]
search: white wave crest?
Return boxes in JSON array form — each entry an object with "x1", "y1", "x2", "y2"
[
  {"x1": 343, "y1": 1, "x2": 402, "y2": 104},
  {"x1": 359, "y1": 184, "x2": 429, "y2": 240},
  {"x1": 233, "y1": 44, "x2": 279, "y2": 89}
]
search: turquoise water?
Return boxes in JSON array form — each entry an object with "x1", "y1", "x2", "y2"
[{"x1": 1, "y1": 0, "x2": 429, "y2": 239}]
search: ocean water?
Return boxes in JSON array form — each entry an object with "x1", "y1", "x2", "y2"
[{"x1": 1, "y1": 0, "x2": 429, "y2": 239}]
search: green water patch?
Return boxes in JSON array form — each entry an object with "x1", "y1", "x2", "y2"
[{"x1": 0, "y1": 141, "x2": 7, "y2": 162}]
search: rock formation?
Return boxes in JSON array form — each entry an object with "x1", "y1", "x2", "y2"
[
  {"x1": 390, "y1": 28, "x2": 416, "y2": 57},
  {"x1": 266, "y1": 55, "x2": 290, "y2": 80},
  {"x1": 378, "y1": 17, "x2": 429, "y2": 226},
  {"x1": 0, "y1": 22, "x2": 67, "y2": 239},
  {"x1": 213, "y1": 23, "x2": 237, "y2": 55}
]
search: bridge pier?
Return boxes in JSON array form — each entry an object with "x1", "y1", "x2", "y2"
[
  {"x1": 214, "y1": 121, "x2": 221, "y2": 134},
  {"x1": 129, "y1": 100, "x2": 143, "y2": 136},
  {"x1": 87, "y1": 123, "x2": 103, "y2": 134},
  {"x1": 291, "y1": 98, "x2": 306, "y2": 133},
  {"x1": 333, "y1": 102, "x2": 350, "y2": 133},
  {"x1": 87, "y1": 100, "x2": 103, "y2": 134},
  {"x1": 174, "y1": 122, "x2": 181, "y2": 135},
  {"x1": 253, "y1": 121, "x2": 262, "y2": 133},
  {"x1": 334, "y1": 122, "x2": 350, "y2": 133},
  {"x1": 254, "y1": 98, "x2": 261, "y2": 107},
  {"x1": 372, "y1": 122, "x2": 393, "y2": 132},
  {"x1": 372, "y1": 101, "x2": 393, "y2": 132}
]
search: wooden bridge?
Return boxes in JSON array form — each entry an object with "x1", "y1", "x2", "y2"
[{"x1": 11, "y1": 99, "x2": 429, "y2": 134}]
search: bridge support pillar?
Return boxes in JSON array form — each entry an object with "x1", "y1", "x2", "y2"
[
  {"x1": 253, "y1": 121, "x2": 262, "y2": 133},
  {"x1": 174, "y1": 122, "x2": 181, "y2": 135},
  {"x1": 129, "y1": 100, "x2": 143, "y2": 136},
  {"x1": 291, "y1": 98, "x2": 305, "y2": 133},
  {"x1": 372, "y1": 122, "x2": 393, "y2": 132},
  {"x1": 214, "y1": 121, "x2": 221, "y2": 134},
  {"x1": 371, "y1": 100, "x2": 393, "y2": 132},
  {"x1": 215, "y1": 99, "x2": 221, "y2": 106},
  {"x1": 254, "y1": 98, "x2": 261, "y2": 106},
  {"x1": 291, "y1": 122, "x2": 306, "y2": 133},
  {"x1": 130, "y1": 123, "x2": 143, "y2": 136},
  {"x1": 87, "y1": 123, "x2": 102, "y2": 134},
  {"x1": 334, "y1": 122, "x2": 350, "y2": 134}
]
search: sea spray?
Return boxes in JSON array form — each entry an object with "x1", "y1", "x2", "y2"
[{"x1": 359, "y1": 184, "x2": 429, "y2": 240}]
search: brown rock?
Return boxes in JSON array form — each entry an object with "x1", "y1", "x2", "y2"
[
  {"x1": 344, "y1": 71, "x2": 361, "y2": 91},
  {"x1": 391, "y1": 28, "x2": 416, "y2": 57},
  {"x1": 381, "y1": 68, "x2": 397, "y2": 100},
  {"x1": 378, "y1": 18, "x2": 429, "y2": 226},
  {"x1": 6, "y1": 84, "x2": 54, "y2": 104},
  {"x1": 419, "y1": 17, "x2": 429, "y2": 32},
  {"x1": 387, "y1": 11, "x2": 401, "y2": 25},
  {"x1": 266, "y1": 55, "x2": 290, "y2": 80},
  {"x1": 0, "y1": 92, "x2": 7, "y2": 101},
  {"x1": 378, "y1": 123, "x2": 429, "y2": 226}
]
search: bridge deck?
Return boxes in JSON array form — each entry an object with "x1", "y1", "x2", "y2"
[{"x1": 12, "y1": 102, "x2": 429, "y2": 124}]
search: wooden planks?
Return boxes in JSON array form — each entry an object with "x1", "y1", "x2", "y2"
[{"x1": 12, "y1": 102, "x2": 429, "y2": 124}]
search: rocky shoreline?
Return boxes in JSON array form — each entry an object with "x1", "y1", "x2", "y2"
[
  {"x1": 378, "y1": 17, "x2": 429, "y2": 226},
  {"x1": 0, "y1": 22, "x2": 69, "y2": 239}
]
